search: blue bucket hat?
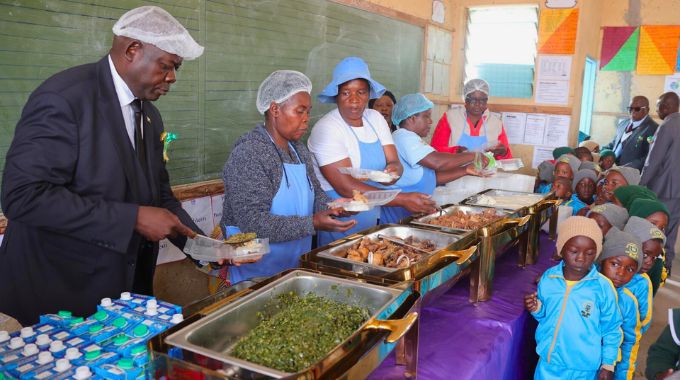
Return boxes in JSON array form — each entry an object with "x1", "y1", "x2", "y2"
[
  {"x1": 318, "y1": 57, "x2": 386, "y2": 104},
  {"x1": 392, "y1": 93, "x2": 434, "y2": 126}
]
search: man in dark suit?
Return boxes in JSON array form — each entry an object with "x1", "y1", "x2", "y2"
[
  {"x1": 641, "y1": 92, "x2": 680, "y2": 270},
  {"x1": 0, "y1": 6, "x2": 204, "y2": 325},
  {"x1": 603, "y1": 96, "x2": 658, "y2": 170}
]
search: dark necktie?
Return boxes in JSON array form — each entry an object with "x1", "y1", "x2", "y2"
[
  {"x1": 625, "y1": 123, "x2": 634, "y2": 134},
  {"x1": 130, "y1": 99, "x2": 148, "y2": 176}
]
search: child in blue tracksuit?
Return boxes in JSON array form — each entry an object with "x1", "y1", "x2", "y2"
[
  {"x1": 569, "y1": 169, "x2": 597, "y2": 215},
  {"x1": 623, "y1": 216, "x2": 665, "y2": 335},
  {"x1": 598, "y1": 228, "x2": 644, "y2": 380},
  {"x1": 525, "y1": 216, "x2": 622, "y2": 379}
]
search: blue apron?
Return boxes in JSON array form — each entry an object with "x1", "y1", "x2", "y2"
[
  {"x1": 317, "y1": 118, "x2": 386, "y2": 247},
  {"x1": 380, "y1": 166, "x2": 436, "y2": 224},
  {"x1": 457, "y1": 118, "x2": 488, "y2": 151},
  {"x1": 229, "y1": 141, "x2": 313, "y2": 284}
]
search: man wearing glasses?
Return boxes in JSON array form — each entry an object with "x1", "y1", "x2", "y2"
[
  {"x1": 603, "y1": 96, "x2": 658, "y2": 170},
  {"x1": 431, "y1": 79, "x2": 512, "y2": 159}
]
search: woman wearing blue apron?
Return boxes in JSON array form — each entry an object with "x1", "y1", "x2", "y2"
[
  {"x1": 381, "y1": 93, "x2": 483, "y2": 224},
  {"x1": 307, "y1": 57, "x2": 438, "y2": 247},
  {"x1": 220, "y1": 71, "x2": 355, "y2": 285}
]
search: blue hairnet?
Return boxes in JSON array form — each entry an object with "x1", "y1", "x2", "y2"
[{"x1": 392, "y1": 93, "x2": 434, "y2": 126}]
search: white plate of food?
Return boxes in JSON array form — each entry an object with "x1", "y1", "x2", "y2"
[
  {"x1": 328, "y1": 190, "x2": 401, "y2": 212},
  {"x1": 338, "y1": 167, "x2": 400, "y2": 183}
]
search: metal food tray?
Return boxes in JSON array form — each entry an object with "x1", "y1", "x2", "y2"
[
  {"x1": 460, "y1": 189, "x2": 546, "y2": 211},
  {"x1": 316, "y1": 225, "x2": 461, "y2": 276},
  {"x1": 164, "y1": 270, "x2": 416, "y2": 379},
  {"x1": 411, "y1": 205, "x2": 510, "y2": 234}
]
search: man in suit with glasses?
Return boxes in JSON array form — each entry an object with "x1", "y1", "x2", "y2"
[{"x1": 603, "y1": 96, "x2": 658, "y2": 170}]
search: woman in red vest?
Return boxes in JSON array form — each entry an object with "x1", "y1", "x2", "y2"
[{"x1": 431, "y1": 79, "x2": 512, "y2": 159}]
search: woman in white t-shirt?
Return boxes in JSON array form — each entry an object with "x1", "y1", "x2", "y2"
[{"x1": 308, "y1": 57, "x2": 437, "y2": 246}]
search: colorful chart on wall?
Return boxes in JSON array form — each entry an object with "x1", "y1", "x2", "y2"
[
  {"x1": 636, "y1": 25, "x2": 680, "y2": 75},
  {"x1": 538, "y1": 8, "x2": 579, "y2": 54},
  {"x1": 600, "y1": 27, "x2": 639, "y2": 71}
]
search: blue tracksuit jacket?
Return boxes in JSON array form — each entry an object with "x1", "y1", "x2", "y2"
[
  {"x1": 614, "y1": 287, "x2": 642, "y2": 380},
  {"x1": 531, "y1": 262, "x2": 623, "y2": 377},
  {"x1": 623, "y1": 273, "x2": 653, "y2": 335}
]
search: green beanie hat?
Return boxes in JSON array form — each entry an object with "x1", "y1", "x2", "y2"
[
  {"x1": 553, "y1": 146, "x2": 574, "y2": 160},
  {"x1": 613, "y1": 185, "x2": 658, "y2": 210},
  {"x1": 599, "y1": 149, "x2": 615, "y2": 159},
  {"x1": 628, "y1": 198, "x2": 670, "y2": 219}
]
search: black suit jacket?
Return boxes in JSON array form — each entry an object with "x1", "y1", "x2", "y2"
[
  {"x1": 603, "y1": 116, "x2": 658, "y2": 170},
  {"x1": 0, "y1": 56, "x2": 199, "y2": 325}
]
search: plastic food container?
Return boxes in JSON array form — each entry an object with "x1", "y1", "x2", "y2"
[
  {"x1": 338, "y1": 167, "x2": 400, "y2": 183},
  {"x1": 183, "y1": 236, "x2": 271, "y2": 263},
  {"x1": 328, "y1": 190, "x2": 401, "y2": 212},
  {"x1": 496, "y1": 158, "x2": 524, "y2": 171}
]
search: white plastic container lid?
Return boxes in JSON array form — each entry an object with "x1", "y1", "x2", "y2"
[
  {"x1": 23, "y1": 343, "x2": 39, "y2": 356},
  {"x1": 146, "y1": 299, "x2": 157, "y2": 308},
  {"x1": 9, "y1": 337, "x2": 25, "y2": 349},
  {"x1": 55, "y1": 358, "x2": 71, "y2": 372},
  {"x1": 120, "y1": 292, "x2": 132, "y2": 300},
  {"x1": 74, "y1": 366, "x2": 92, "y2": 379},
  {"x1": 49, "y1": 340, "x2": 65, "y2": 352},
  {"x1": 100, "y1": 298, "x2": 112, "y2": 307},
  {"x1": 170, "y1": 313, "x2": 184, "y2": 324},
  {"x1": 144, "y1": 306, "x2": 158, "y2": 316},
  {"x1": 20, "y1": 327, "x2": 35, "y2": 338},
  {"x1": 37, "y1": 351, "x2": 54, "y2": 364},
  {"x1": 65, "y1": 347, "x2": 82, "y2": 360},
  {"x1": 0, "y1": 330, "x2": 9, "y2": 343},
  {"x1": 36, "y1": 334, "x2": 51, "y2": 346}
]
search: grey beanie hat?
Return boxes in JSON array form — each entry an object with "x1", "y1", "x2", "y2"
[
  {"x1": 572, "y1": 169, "x2": 598, "y2": 191},
  {"x1": 588, "y1": 203, "x2": 629, "y2": 230},
  {"x1": 599, "y1": 228, "x2": 643, "y2": 272},
  {"x1": 579, "y1": 161, "x2": 600, "y2": 172},
  {"x1": 624, "y1": 216, "x2": 666, "y2": 245},
  {"x1": 557, "y1": 154, "x2": 581, "y2": 175},
  {"x1": 538, "y1": 161, "x2": 555, "y2": 183},
  {"x1": 607, "y1": 166, "x2": 641, "y2": 186}
]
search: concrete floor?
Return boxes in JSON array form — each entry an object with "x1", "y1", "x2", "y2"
[{"x1": 634, "y1": 254, "x2": 680, "y2": 379}]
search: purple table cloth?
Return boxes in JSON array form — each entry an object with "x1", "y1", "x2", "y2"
[{"x1": 368, "y1": 233, "x2": 557, "y2": 380}]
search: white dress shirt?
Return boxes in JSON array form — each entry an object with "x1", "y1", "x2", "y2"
[{"x1": 107, "y1": 55, "x2": 141, "y2": 148}]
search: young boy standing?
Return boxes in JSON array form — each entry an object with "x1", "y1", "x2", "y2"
[
  {"x1": 598, "y1": 228, "x2": 644, "y2": 380},
  {"x1": 525, "y1": 216, "x2": 622, "y2": 379},
  {"x1": 624, "y1": 216, "x2": 666, "y2": 334}
]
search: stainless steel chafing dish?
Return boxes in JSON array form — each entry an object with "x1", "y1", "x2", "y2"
[
  {"x1": 151, "y1": 269, "x2": 420, "y2": 379},
  {"x1": 410, "y1": 205, "x2": 511, "y2": 234},
  {"x1": 460, "y1": 189, "x2": 546, "y2": 211},
  {"x1": 300, "y1": 225, "x2": 478, "y2": 306}
]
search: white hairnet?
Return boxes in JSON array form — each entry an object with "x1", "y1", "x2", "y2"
[
  {"x1": 113, "y1": 6, "x2": 204, "y2": 60},
  {"x1": 256, "y1": 70, "x2": 312, "y2": 114},
  {"x1": 463, "y1": 78, "x2": 490, "y2": 98}
]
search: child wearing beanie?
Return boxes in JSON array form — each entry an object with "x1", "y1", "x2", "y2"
[
  {"x1": 525, "y1": 216, "x2": 622, "y2": 379},
  {"x1": 613, "y1": 185, "x2": 657, "y2": 209},
  {"x1": 587, "y1": 203, "x2": 630, "y2": 236},
  {"x1": 598, "y1": 228, "x2": 644, "y2": 380},
  {"x1": 599, "y1": 149, "x2": 616, "y2": 171},
  {"x1": 535, "y1": 161, "x2": 555, "y2": 193},
  {"x1": 624, "y1": 216, "x2": 666, "y2": 335},
  {"x1": 568, "y1": 169, "x2": 597, "y2": 215},
  {"x1": 601, "y1": 167, "x2": 641, "y2": 203},
  {"x1": 538, "y1": 154, "x2": 581, "y2": 194},
  {"x1": 629, "y1": 198, "x2": 671, "y2": 296}
]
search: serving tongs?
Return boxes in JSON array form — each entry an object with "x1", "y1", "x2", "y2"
[{"x1": 377, "y1": 234, "x2": 433, "y2": 255}]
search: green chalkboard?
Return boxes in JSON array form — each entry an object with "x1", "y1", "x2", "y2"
[{"x1": 0, "y1": 0, "x2": 423, "y2": 204}]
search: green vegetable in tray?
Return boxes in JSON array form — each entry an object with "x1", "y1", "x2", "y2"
[
  {"x1": 224, "y1": 232, "x2": 257, "y2": 244},
  {"x1": 231, "y1": 292, "x2": 370, "y2": 373}
]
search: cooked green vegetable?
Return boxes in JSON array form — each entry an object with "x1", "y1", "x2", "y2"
[
  {"x1": 231, "y1": 292, "x2": 370, "y2": 373},
  {"x1": 224, "y1": 232, "x2": 257, "y2": 244}
]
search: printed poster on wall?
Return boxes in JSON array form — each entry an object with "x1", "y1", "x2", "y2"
[
  {"x1": 538, "y1": 8, "x2": 579, "y2": 54},
  {"x1": 636, "y1": 25, "x2": 680, "y2": 75},
  {"x1": 501, "y1": 112, "x2": 527, "y2": 144},
  {"x1": 600, "y1": 27, "x2": 639, "y2": 71}
]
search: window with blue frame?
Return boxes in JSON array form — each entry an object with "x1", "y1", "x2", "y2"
[{"x1": 464, "y1": 5, "x2": 539, "y2": 98}]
